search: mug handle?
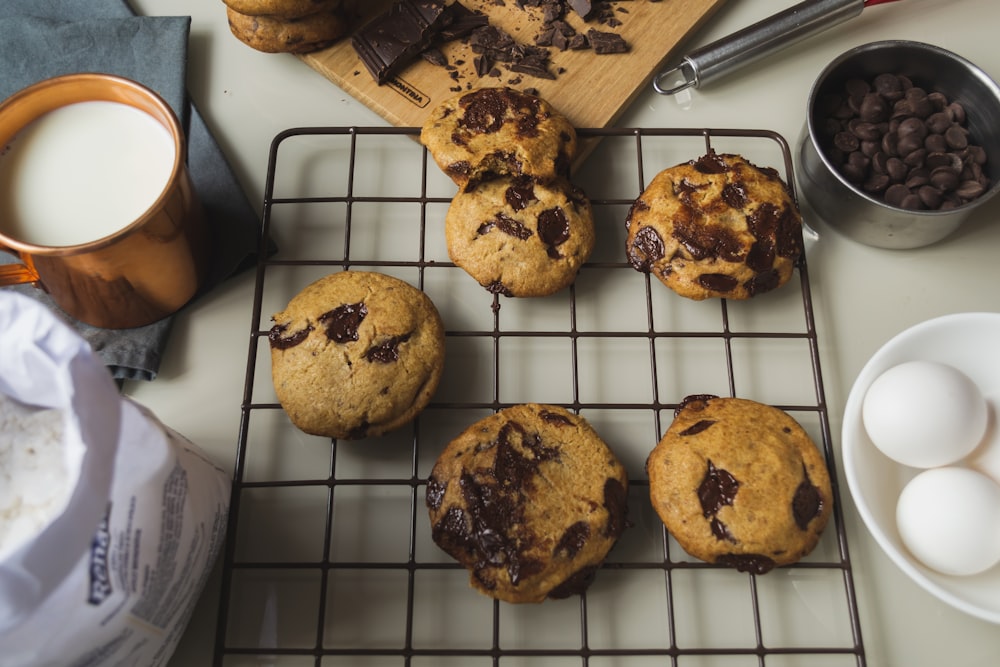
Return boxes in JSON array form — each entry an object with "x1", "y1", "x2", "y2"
[{"x1": 0, "y1": 247, "x2": 40, "y2": 286}]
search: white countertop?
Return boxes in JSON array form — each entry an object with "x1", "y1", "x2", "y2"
[{"x1": 126, "y1": 1, "x2": 1000, "y2": 665}]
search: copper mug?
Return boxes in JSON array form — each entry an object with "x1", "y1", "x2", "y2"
[{"x1": 0, "y1": 73, "x2": 209, "y2": 329}]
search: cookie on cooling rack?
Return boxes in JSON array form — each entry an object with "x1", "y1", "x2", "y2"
[
  {"x1": 445, "y1": 175, "x2": 595, "y2": 297},
  {"x1": 420, "y1": 87, "x2": 577, "y2": 190},
  {"x1": 426, "y1": 404, "x2": 629, "y2": 603},
  {"x1": 625, "y1": 151, "x2": 804, "y2": 300},
  {"x1": 269, "y1": 271, "x2": 445, "y2": 439},
  {"x1": 646, "y1": 395, "x2": 833, "y2": 574},
  {"x1": 225, "y1": 3, "x2": 348, "y2": 54}
]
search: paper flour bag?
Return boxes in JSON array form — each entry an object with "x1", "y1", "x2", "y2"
[{"x1": 0, "y1": 292, "x2": 230, "y2": 667}]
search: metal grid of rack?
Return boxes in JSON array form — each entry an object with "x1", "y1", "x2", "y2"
[{"x1": 212, "y1": 126, "x2": 866, "y2": 666}]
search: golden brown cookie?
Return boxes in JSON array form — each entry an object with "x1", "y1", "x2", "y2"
[
  {"x1": 420, "y1": 87, "x2": 577, "y2": 191},
  {"x1": 269, "y1": 271, "x2": 445, "y2": 439},
  {"x1": 226, "y1": 5, "x2": 348, "y2": 54},
  {"x1": 445, "y1": 176, "x2": 595, "y2": 297},
  {"x1": 426, "y1": 404, "x2": 629, "y2": 603},
  {"x1": 646, "y1": 395, "x2": 833, "y2": 574},
  {"x1": 625, "y1": 151, "x2": 804, "y2": 300},
  {"x1": 222, "y1": 0, "x2": 343, "y2": 18}
]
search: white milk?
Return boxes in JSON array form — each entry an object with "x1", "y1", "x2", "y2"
[{"x1": 0, "y1": 100, "x2": 175, "y2": 247}]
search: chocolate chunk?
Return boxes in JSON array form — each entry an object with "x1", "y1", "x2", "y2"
[
  {"x1": 721, "y1": 182, "x2": 748, "y2": 209},
  {"x1": 318, "y1": 302, "x2": 367, "y2": 343},
  {"x1": 697, "y1": 460, "x2": 739, "y2": 517},
  {"x1": 627, "y1": 225, "x2": 664, "y2": 271},
  {"x1": 364, "y1": 332, "x2": 413, "y2": 363},
  {"x1": 268, "y1": 322, "x2": 313, "y2": 350},
  {"x1": 603, "y1": 477, "x2": 628, "y2": 538},
  {"x1": 421, "y1": 47, "x2": 448, "y2": 67},
  {"x1": 505, "y1": 180, "x2": 536, "y2": 211},
  {"x1": 744, "y1": 268, "x2": 781, "y2": 297},
  {"x1": 716, "y1": 553, "x2": 777, "y2": 575},
  {"x1": 509, "y1": 51, "x2": 556, "y2": 80},
  {"x1": 469, "y1": 25, "x2": 555, "y2": 80},
  {"x1": 538, "y1": 207, "x2": 570, "y2": 258},
  {"x1": 426, "y1": 475, "x2": 446, "y2": 510},
  {"x1": 567, "y1": 0, "x2": 593, "y2": 19},
  {"x1": 495, "y1": 212, "x2": 534, "y2": 239},
  {"x1": 554, "y1": 521, "x2": 590, "y2": 558},
  {"x1": 698, "y1": 273, "x2": 739, "y2": 293},
  {"x1": 745, "y1": 239, "x2": 776, "y2": 274},
  {"x1": 539, "y1": 408, "x2": 573, "y2": 425},
  {"x1": 436, "y1": 3, "x2": 489, "y2": 41},
  {"x1": 679, "y1": 419, "x2": 716, "y2": 436},
  {"x1": 792, "y1": 465, "x2": 824, "y2": 530},
  {"x1": 352, "y1": 0, "x2": 451, "y2": 85},
  {"x1": 587, "y1": 29, "x2": 628, "y2": 54},
  {"x1": 459, "y1": 87, "x2": 542, "y2": 135},
  {"x1": 693, "y1": 151, "x2": 729, "y2": 174}
]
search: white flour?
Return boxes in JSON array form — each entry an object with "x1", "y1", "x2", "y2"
[{"x1": 0, "y1": 393, "x2": 71, "y2": 561}]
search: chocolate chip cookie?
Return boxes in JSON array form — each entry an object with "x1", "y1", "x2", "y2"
[
  {"x1": 223, "y1": 0, "x2": 343, "y2": 18},
  {"x1": 226, "y1": 5, "x2": 348, "y2": 54},
  {"x1": 426, "y1": 404, "x2": 629, "y2": 603},
  {"x1": 625, "y1": 151, "x2": 804, "y2": 300},
  {"x1": 445, "y1": 176, "x2": 595, "y2": 297},
  {"x1": 420, "y1": 87, "x2": 577, "y2": 191},
  {"x1": 646, "y1": 395, "x2": 833, "y2": 574},
  {"x1": 269, "y1": 271, "x2": 445, "y2": 439}
]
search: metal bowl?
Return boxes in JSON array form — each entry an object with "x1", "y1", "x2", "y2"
[{"x1": 797, "y1": 40, "x2": 1000, "y2": 249}]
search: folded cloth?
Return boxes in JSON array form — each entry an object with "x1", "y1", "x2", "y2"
[{"x1": 0, "y1": 0, "x2": 264, "y2": 381}]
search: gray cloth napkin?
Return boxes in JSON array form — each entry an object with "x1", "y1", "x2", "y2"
[{"x1": 0, "y1": 0, "x2": 264, "y2": 381}]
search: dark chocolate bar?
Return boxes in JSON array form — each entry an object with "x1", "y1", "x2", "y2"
[{"x1": 351, "y1": 0, "x2": 451, "y2": 85}]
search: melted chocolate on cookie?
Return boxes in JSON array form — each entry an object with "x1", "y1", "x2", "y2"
[
  {"x1": 627, "y1": 225, "x2": 665, "y2": 271},
  {"x1": 458, "y1": 88, "x2": 543, "y2": 137},
  {"x1": 364, "y1": 332, "x2": 413, "y2": 363},
  {"x1": 268, "y1": 322, "x2": 313, "y2": 350},
  {"x1": 538, "y1": 207, "x2": 570, "y2": 258},
  {"x1": 792, "y1": 464, "x2": 824, "y2": 530},
  {"x1": 319, "y1": 302, "x2": 367, "y2": 343},
  {"x1": 505, "y1": 180, "x2": 536, "y2": 210}
]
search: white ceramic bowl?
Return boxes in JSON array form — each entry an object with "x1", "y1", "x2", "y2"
[{"x1": 842, "y1": 312, "x2": 1000, "y2": 624}]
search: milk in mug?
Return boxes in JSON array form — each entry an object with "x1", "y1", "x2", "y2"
[{"x1": 0, "y1": 100, "x2": 176, "y2": 247}]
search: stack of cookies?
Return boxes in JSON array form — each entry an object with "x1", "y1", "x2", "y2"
[
  {"x1": 421, "y1": 87, "x2": 595, "y2": 298},
  {"x1": 223, "y1": 0, "x2": 351, "y2": 54}
]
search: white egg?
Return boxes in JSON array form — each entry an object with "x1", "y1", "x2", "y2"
[
  {"x1": 862, "y1": 360, "x2": 988, "y2": 468},
  {"x1": 896, "y1": 467, "x2": 1000, "y2": 576}
]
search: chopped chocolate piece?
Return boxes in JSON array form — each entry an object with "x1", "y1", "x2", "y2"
[
  {"x1": 470, "y1": 25, "x2": 519, "y2": 63},
  {"x1": 437, "y1": 3, "x2": 490, "y2": 41},
  {"x1": 510, "y1": 52, "x2": 555, "y2": 80},
  {"x1": 319, "y1": 302, "x2": 367, "y2": 343},
  {"x1": 587, "y1": 29, "x2": 628, "y2": 54},
  {"x1": 421, "y1": 47, "x2": 448, "y2": 67},
  {"x1": 567, "y1": 0, "x2": 593, "y2": 19},
  {"x1": 351, "y1": 0, "x2": 452, "y2": 85},
  {"x1": 474, "y1": 54, "x2": 492, "y2": 77}
]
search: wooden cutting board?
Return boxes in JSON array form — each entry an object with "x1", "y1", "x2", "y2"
[{"x1": 300, "y1": 0, "x2": 726, "y2": 130}]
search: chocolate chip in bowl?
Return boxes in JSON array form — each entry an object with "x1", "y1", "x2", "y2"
[{"x1": 797, "y1": 40, "x2": 1000, "y2": 249}]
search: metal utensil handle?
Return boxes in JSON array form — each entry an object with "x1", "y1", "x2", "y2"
[{"x1": 654, "y1": 0, "x2": 865, "y2": 95}]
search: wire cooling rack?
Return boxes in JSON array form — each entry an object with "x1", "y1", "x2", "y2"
[{"x1": 212, "y1": 126, "x2": 867, "y2": 666}]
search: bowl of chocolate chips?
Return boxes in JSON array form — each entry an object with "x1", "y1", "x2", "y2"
[{"x1": 797, "y1": 40, "x2": 1000, "y2": 249}]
